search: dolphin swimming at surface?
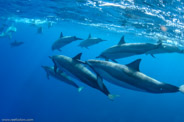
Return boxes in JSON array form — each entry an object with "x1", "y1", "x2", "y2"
[
  {"x1": 41, "y1": 66, "x2": 83, "y2": 92},
  {"x1": 50, "y1": 53, "x2": 117, "y2": 100},
  {"x1": 10, "y1": 40, "x2": 24, "y2": 47},
  {"x1": 79, "y1": 34, "x2": 107, "y2": 48},
  {"x1": 52, "y1": 32, "x2": 83, "y2": 51},
  {"x1": 97, "y1": 36, "x2": 162, "y2": 62},
  {"x1": 86, "y1": 59, "x2": 184, "y2": 94}
]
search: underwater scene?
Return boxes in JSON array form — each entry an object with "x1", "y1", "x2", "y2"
[{"x1": 0, "y1": 0, "x2": 184, "y2": 122}]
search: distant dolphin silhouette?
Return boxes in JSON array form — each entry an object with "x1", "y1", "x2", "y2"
[
  {"x1": 97, "y1": 36, "x2": 162, "y2": 62},
  {"x1": 79, "y1": 34, "x2": 107, "y2": 48},
  {"x1": 52, "y1": 32, "x2": 82, "y2": 51},
  {"x1": 37, "y1": 27, "x2": 43, "y2": 34},
  {"x1": 50, "y1": 53, "x2": 118, "y2": 100},
  {"x1": 10, "y1": 40, "x2": 24, "y2": 47},
  {"x1": 42, "y1": 65, "x2": 83, "y2": 92},
  {"x1": 86, "y1": 59, "x2": 184, "y2": 94}
]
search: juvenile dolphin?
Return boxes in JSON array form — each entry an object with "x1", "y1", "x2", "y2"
[
  {"x1": 10, "y1": 40, "x2": 24, "y2": 47},
  {"x1": 97, "y1": 36, "x2": 162, "y2": 62},
  {"x1": 79, "y1": 34, "x2": 107, "y2": 48},
  {"x1": 52, "y1": 32, "x2": 82, "y2": 51},
  {"x1": 42, "y1": 66, "x2": 83, "y2": 92},
  {"x1": 146, "y1": 43, "x2": 184, "y2": 56},
  {"x1": 86, "y1": 59, "x2": 184, "y2": 94},
  {"x1": 50, "y1": 53, "x2": 117, "y2": 100}
]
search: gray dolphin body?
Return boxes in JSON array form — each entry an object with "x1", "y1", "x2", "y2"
[
  {"x1": 10, "y1": 40, "x2": 24, "y2": 47},
  {"x1": 51, "y1": 53, "x2": 116, "y2": 99},
  {"x1": 87, "y1": 59, "x2": 184, "y2": 94},
  {"x1": 52, "y1": 32, "x2": 82, "y2": 51},
  {"x1": 146, "y1": 43, "x2": 184, "y2": 55},
  {"x1": 79, "y1": 34, "x2": 106, "y2": 48},
  {"x1": 42, "y1": 66, "x2": 83, "y2": 92},
  {"x1": 97, "y1": 36, "x2": 161, "y2": 62}
]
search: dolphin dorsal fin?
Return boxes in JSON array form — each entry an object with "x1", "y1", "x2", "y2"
[
  {"x1": 73, "y1": 53, "x2": 82, "y2": 60},
  {"x1": 118, "y1": 36, "x2": 125, "y2": 45},
  {"x1": 88, "y1": 34, "x2": 91, "y2": 39},
  {"x1": 126, "y1": 59, "x2": 141, "y2": 71},
  {"x1": 60, "y1": 32, "x2": 63, "y2": 38}
]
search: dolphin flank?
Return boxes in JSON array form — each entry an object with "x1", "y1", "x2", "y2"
[
  {"x1": 42, "y1": 66, "x2": 83, "y2": 92},
  {"x1": 97, "y1": 36, "x2": 162, "y2": 62},
  {"x1": 86, "y1": 59, "x2": 184, "y2": 94}
]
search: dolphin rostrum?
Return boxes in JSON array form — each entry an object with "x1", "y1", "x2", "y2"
[
  {"x1": 52, "y1": 32, "x2": 82, "y2": 51},
  {"x1": 79, "y1": 34, "x2": 107, "y2": 48},
  {"x1": 86, "y1": 59, "x2": 184, "y2": 94},
  {"x1": 50, "y1": 53, "x2": 117, "y2": 100},
  {"x1": 10, "y1": 40, "x2": 24, "y2": 47},
  {"x1": 97, "y1": 36, "x2": 162, "y2": 62},
  {"x1": 42, "y1": 66, "x2": 83, "y2": 92}
]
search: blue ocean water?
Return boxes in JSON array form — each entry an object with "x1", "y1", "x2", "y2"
[{"x1": 0, "y1": 0, "x2": 184, "y2": 122}]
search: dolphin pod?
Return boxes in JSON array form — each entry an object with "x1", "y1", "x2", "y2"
[
  {"x1": 79, "y1": 34, "x2": 107, "y2": 48},
  {"x1": 52, "y1": 32, "x2": 83, "y2": 51},
  {"x1": 50, "y1": 53, "x2": 118, "y2": 100},
  {"x1": 42, "y1": 66, "x2": 83, "y2": 92}
]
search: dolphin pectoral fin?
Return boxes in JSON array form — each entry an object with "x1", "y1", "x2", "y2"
[
  {"x1": 97, "y1": 74, "x2": 104, "y2": 90},
  {"x1": 126, "y1": 59, "x2": 141, "y2": 71},
  {"x1": 118, "y1": 35, "x2": 125, "y2": 45},
  {"x1": 52, "y1": 59, "x2": 57, "y2": 73},
  {"x1": 111, "y1": 59, "x2": 118, "y2": 63},
  {"x1": 150, "y1": 54, "x2": 156, "y2": 58},
  {"x1": 73, "y1": 53, "x2": 82, "y2": 60},
  {"x1": 108, "y1": 94, "x2": 120, "y2": 101},
  {"x1": 54, "y1": 64, "x2": 57, "y2": 73}
]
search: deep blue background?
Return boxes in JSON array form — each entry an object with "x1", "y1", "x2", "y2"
[{"x1": 0, "y1": 21, "x2": 184, "y2": 122}]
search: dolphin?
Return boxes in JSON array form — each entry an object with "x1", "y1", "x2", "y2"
[
  {"x1": 79, "y1": 34, "x2": 107, "y2": 48},
  {"x1": 52, "y1": 32, "x2": 83, "y2": 51},
  {"x1": 37, "y1": 27, "x2": 43, "y2": 34},
  {"x1": 10, "y1": 40, "x2": 24, "y2": 47},
  {"x1": 146, "y1": 43, "x2": 184, "y2": 56},
  {"x1": 41, "y1": 66, "x2": 83, "y2": 92},
  {"x1": 86, "y1": 59, "x2": 184, "y2": 94},
  {"x1": 97, "y1": 36, "x2": 162, "y2": 62},
  {"x1": 50, "y1": 53, "x2": 117, "y2": 100}
]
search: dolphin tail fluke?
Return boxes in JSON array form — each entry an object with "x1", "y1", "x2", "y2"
[
  {"x1": 78, "y1": 87, "x2": 84, "y2": 93},
  {"x1": 179, "y1": 85, "x2": 184, "y2": 94},
  {"x1": 108, "y1": 94, "x2": 120, "y2": 101}
]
